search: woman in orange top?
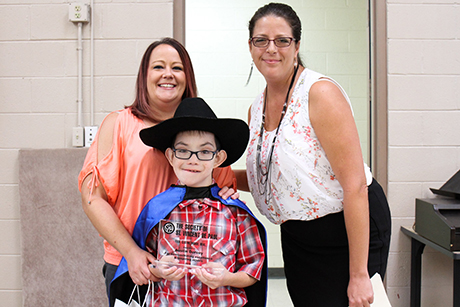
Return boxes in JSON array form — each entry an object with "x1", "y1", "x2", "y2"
[{"x1": 78, "y1": 38, "x2": 236, "y2": 303}]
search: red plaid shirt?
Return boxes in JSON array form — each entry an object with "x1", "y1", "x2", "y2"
[{"x1": 145, "y1": 197, "x2": 265, "y2": 307}]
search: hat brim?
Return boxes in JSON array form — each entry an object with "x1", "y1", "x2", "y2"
[{"x1": 140, "y1": 116, "x2": 249, "y2": 167}]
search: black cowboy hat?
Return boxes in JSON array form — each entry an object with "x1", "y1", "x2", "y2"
[{"x1": 139, "y1": 97, "x2": 249, "y2": 167}]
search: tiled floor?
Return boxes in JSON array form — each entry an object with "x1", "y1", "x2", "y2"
[{"x1": 267, "y1": 278, "x2": 293, "y2": 307}]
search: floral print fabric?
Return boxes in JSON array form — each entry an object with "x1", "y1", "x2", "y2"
[{"x1": 246, "y1": 68, "x2": 372, "y2": 224}]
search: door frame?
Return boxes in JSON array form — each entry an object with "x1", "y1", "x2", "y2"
[{"x1": 369, "y1": 0, "x2": 388, "y2": 192}]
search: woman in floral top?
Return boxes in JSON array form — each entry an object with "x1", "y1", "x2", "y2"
[{"x1": 235, "y1": 3, "x2": 391, "y2": 307}]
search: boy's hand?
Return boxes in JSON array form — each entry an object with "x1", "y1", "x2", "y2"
[
  {"x1": 149, "y1": 256, "x2": 186, "y2": 281},
  {"x1": 192, "y1": 262, "x2": 228, "y2": 289}
]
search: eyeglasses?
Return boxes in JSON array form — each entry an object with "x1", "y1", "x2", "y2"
[
  {"x1": 172, "y1": 148, "x2": 218, "y2": 161},
  {"x1": 250, "y1": 37, "x2": 296, "y2": 48}
]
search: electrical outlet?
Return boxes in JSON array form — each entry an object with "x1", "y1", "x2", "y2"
[
  {"x1": 84, "y1": 126, "x2": 98, "y2": 147},
  {"x1": 69, "y1": 3, "x2": 90, "y2": 23},
  {"x1": 72, "y1": 126, "x2": 84, "y2": 147}
]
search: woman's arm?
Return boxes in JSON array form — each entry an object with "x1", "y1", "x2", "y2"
[
  {"x1": 309, "y1": 80, "x2": 373, "y2": 307},
  {"x1": 80, "y1": 113, "x2": 157, "y2": 285}
]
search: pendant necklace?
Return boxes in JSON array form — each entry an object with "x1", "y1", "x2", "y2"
[{"x1": 256, "y1": 65, "x2": 299, "y2": 202}]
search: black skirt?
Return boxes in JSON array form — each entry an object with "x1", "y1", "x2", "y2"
[{"x1": 280, "y1": 178, "x2": 391, "y2": 307}]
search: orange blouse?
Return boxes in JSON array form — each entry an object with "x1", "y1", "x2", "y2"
[{"x1": 78, "y1": 108, "x2": 236, "y2": 265}]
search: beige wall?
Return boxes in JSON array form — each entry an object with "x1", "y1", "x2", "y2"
[
  {"x1": 0, "y1": 1, "x2": 174, "y2": 305},
  {"x1": 386, "y1": 0, "x2": 460, "y2": 306},
  {"x1": 1, "y1": 0, "x2": 460, "y2": 306}
]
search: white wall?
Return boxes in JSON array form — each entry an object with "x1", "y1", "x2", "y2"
[
  {"x1": 386, "y1": 0, "x2": 460, "y2": 306},
  {"x1": 186, "y1": 0, "x2": 370, "y2": 268},
  {"x1": 186, "y1": 0, "x2": 370, "y2": 162}
]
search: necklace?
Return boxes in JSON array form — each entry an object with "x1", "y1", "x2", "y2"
[{"x1": 256, "y1": 65, "x2": 299, "y2": 202}]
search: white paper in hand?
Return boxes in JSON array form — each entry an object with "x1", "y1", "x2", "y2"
[{"x1": 370, "y1": 273, "x2": 392, "y2": 307}]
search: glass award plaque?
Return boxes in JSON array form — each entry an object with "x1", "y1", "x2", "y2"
[{"x1": 156, "y1": 219, "x2": 224, "y2": 273}]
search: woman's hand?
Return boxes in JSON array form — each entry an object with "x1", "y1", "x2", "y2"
[
  {"x1": 125, "y1": 247, "x2": 160, "y2": 285},
  {"x1": 347, "y1": 274, "x2": 374, "y2": 307},
  {"x1": 149, "y1": 255, "x2": 186, "y2": 281},
  {"x1": 218, "y1": 186, "x2": 240, "y2": 200}
]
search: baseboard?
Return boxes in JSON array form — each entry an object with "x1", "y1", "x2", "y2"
[{"x1": 268, "y1": 267, "x2": 285, "y2": 279}]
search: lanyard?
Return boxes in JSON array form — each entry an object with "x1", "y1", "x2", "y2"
[{"x1": 256, "y1": 64, "x2": 300, "y2": 199}]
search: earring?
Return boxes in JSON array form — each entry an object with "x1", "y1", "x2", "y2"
[{"x1": 245, "y1": 61, "x2": 254, "y2": 87}]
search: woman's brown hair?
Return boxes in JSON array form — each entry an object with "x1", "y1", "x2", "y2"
[
  {"x1": 249, "y1": 3, "x2": 304, "y2": 66},
  {"x1": 129, "y1": 37, "x2": 197, "y2": 121}
]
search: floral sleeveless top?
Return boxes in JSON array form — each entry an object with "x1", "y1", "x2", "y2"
[{"x1": 246, "y1": 68, "x2": 372, "y2": 224}]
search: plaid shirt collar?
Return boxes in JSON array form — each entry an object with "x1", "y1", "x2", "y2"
[
  {"x1": 173, "y1": 183, "x2": 221, "y2": 210},
  {"x1": 178, "y1": 197, "x2": 222, "y2": 211}
]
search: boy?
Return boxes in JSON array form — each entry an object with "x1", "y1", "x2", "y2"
[{"x1": 110, "y1": 98, "x2": 267, "y2": 307}]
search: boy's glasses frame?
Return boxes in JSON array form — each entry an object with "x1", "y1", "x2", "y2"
[
  {"x1": 172, "y1": 148, "x2": 218, "y2": 161},
  {"x1": 250, "y1": 37, "x2": 296, "y2": 48}
]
